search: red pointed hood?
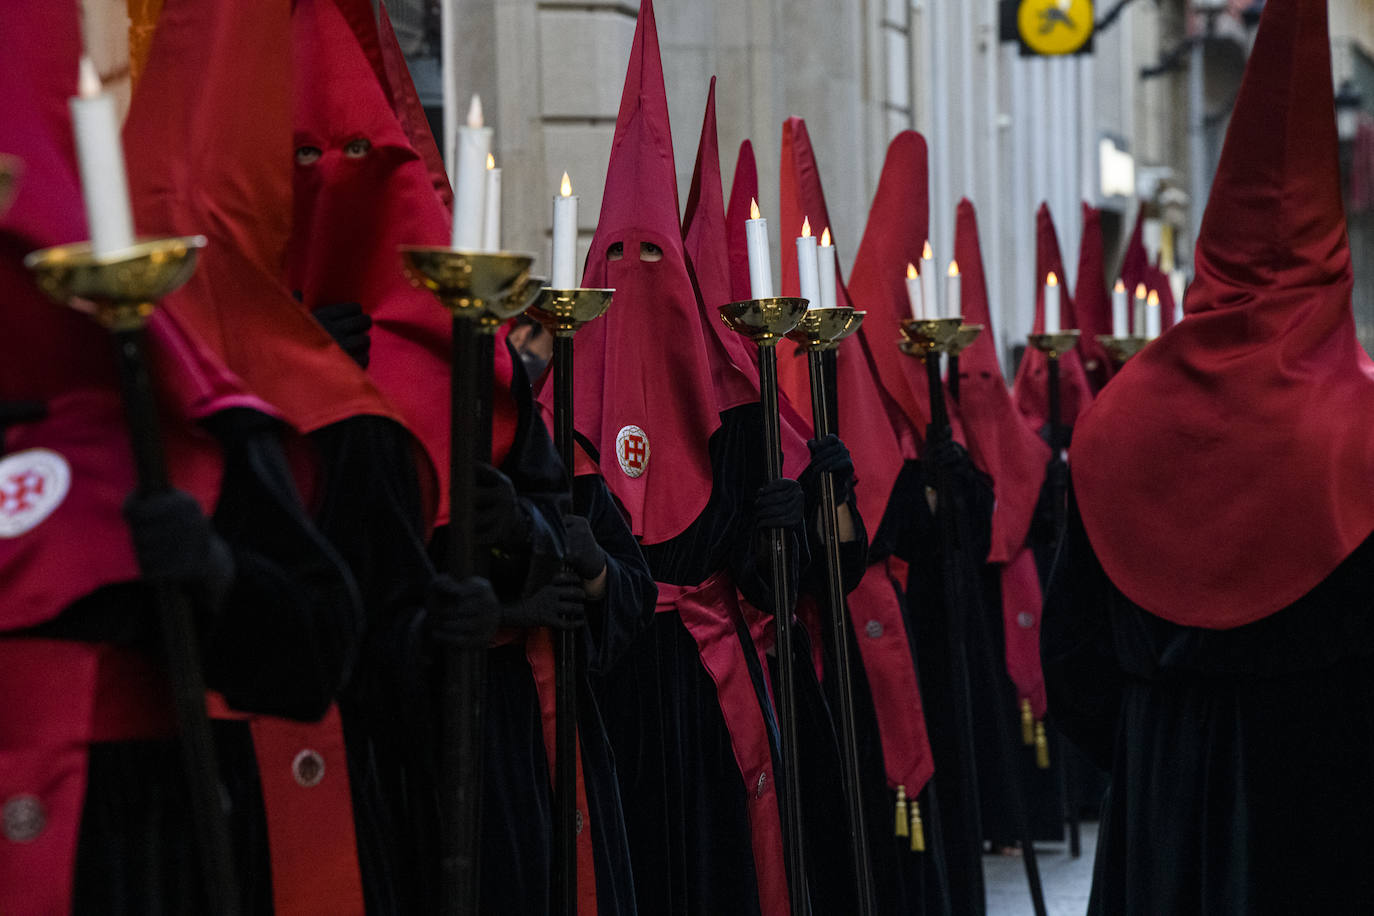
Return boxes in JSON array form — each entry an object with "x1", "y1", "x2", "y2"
[
  {"x1": 843, "y1": 129, "x2": 947, "y2": 440},
  {"x1": 554, "y1": 0, "x2": 721, "y2": 544},
  {"x1": 289, "y1": 0, "x2": 518, "y2": 526},
  {"x1": 1073, "y1": 0, "x2": 1374, "y2": 628},
  {"x1": 725, "y1": 140, "x2": 759, "y2": 304},
  {"x1": 0, "y1": 0, "x2": 240, "y2": 625},
  {"x1": 1153, "y1": 252, "x2": 1178, "y2": 332},
  {"x1": 682, "y1": 82, "x2": 810, "y2": 478},
  {"x1": 954, "y1": 199, "x2": 1051, "y2": 565},
  {"x1": 1074, "y1": 203, "x2": 1115, "y2": 390},
  {"x1": 124, "y1": 0, "x2": 407, "y2": 443},
  {"x1": 775, "y1": 118, "x2": 915, "y2": 530},
  {"x1": 1119, "y1": 207, "x2": 1178, "y2": 334},
  {"x1": 1012, "y1": 203, "x2": 1094, "y2": 432}
]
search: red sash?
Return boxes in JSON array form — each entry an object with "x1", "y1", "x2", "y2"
[
  {"x1": 0, "y1": 639, "x2": 174, "y2": 916},
  {"x1": 847, "y1": 559, "x2": 935, "y2": 796},
  {"x1": 525, "y1": 629, "x2": 599, "y2": 915},
  {"x1": 659, "y1": 573, "x2": 790, "y2": 916},
  {"x1": 207, "y1": 698, "x2": 365, "y2": 916}
]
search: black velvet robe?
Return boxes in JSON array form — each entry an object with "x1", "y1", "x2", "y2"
[
  {"x1": 873, "y1": 454, "x2": 995, "y2": 916},
  {"x1": 14, "y1": 408, "x2": 364, "y2": 915},
  {"x1": 1044, "y1": 490, "x2": 1374, "y2": 916}
]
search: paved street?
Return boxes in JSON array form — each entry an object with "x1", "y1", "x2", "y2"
[{"x1": 985, "y1": 822, "x2": 1097, "y2": 916}]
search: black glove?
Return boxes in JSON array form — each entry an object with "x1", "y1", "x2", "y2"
[
  {"x1": 313, "y1": 302, "x2": 373, "y2": 368},
  {"x1": 799, "y1": 434, "x2": 856, "y2": 504},
  {"x1": 473, "y1": 462, "x2": 531, "y2": 550},
  {"x1": 501, "y1": 572, "x2": 587, "y2": 630},
  {"x1": 124, "y1": 489, "x2": 235, "y2": 608},
  {"x1": 426, "y1": 574, "x2": 501, "y2": 648},
  {"x1": 562, "y1": 514, "x2": 606, "y2": 581},
  {"x1": 925, "y1": 425, "x2": 970, "y2": 476},
  {"x1": 751, "y1": 478, "x2": 804, "y2": 531}
]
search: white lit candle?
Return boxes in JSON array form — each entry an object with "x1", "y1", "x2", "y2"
[
  {"x1": 1146, "y1": 289, "x2": 1162, "y2": 339},
  {"x1": 905, "y1": 263, "x2": 924, "y2": 320},
  {"x1": 70, "y1": 57, "x2": 135, "y2": 257},
  {"x1": 450, "y1": 95, "x2": 491, "y2": 250},
  {"x1": 920, "y1": 241, "x2": 938, "y2": 320},
  {"x1": 1133, "y1": 282, "x2": 1148, "y2": 337},
  {"x1": 482, "y1": 153, "x2": 502, "y2": 251},
  {"x1": 817, "y1": 227, "x2": 837, "y2": 311},
  {"x1": 551, "y1": 172, "x2": 578, "y2": 289},
  {"x1": 1112, "y1": 279, "x2": 1129, "y2": 338},
  {"x1": 796, "y1": 217, "x2": 821, "y2": 309},
  {"x1": 1044, "y1": 272, "x2": 1061, "y2": 335},
  {"x1": 946, "y1": 261, "x2": 962, "y2": 319},
  {"x1": 745, "y1": 198, "x2": 774, "y2": 299}
]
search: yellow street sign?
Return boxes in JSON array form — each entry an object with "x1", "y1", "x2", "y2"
[{"x1": 1018, "y1": 0, "x2": 1095, "y2": 56}]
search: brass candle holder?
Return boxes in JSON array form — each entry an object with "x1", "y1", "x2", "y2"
[
  {"x1": 0, "y1": 154, "x2": 20, "y2": 217},
  {"x1": 400, "y1": 246, "x2": 538, "y2": 331},
  {"x1": 945, "y1": 324, "x2": 984, "y2": 357},
  {"x1": 528, "y1": 287, "x2": 614, "y2": 338},
  {"x1": 786, "y1": 305, "x2": 863, "y2": 352},
  {"x1": 1096, "y1": 334, "x2": 1149, "y2": 364},
  {"x1": 719, "y1": 296, "x2": 810, "y2": 344},
  {"x1": 1027, "y1": 329, "x2": 1082, "y2": 360},
  {"x1": 24, "y1": 235, "x2": 207, "y2": 329},
  {"x1": 899, "y1": 316, "x2": 964, "y2": 358}
]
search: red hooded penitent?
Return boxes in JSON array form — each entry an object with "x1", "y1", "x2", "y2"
[
  {"x1": 1073, "y1": 0, "x2": 1374, "y2": 628},
  {"x1": 1012, "y1": 203, "x2": 1094, "y2": 433}
]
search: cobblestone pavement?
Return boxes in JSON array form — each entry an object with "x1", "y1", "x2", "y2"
[{"x1": 985, "y1": 821, "x2": 1097, "y2": 916}]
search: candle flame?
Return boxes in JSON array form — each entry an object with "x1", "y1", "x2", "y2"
[
  {"x1": 948, "y1": 260, "x2": 959, "y2": 278},
  {"x1": 486, "y1": 153, "x2": 496, "y2": 170},
  {"x1": 1114, "y1": 279, "x2": 1127, "y2": 294},
  {"x1": 820, "y1": 227, "x2": 831, "y2": 246},
  {"x1": 466, "y1": 94, "x2": 484, "y2": 129},
  {"x1": 560, "y1": 172, "x2": 572, "y2": 197},
  {"x1": 907, "y1": 262, "x2": 919, "y2": 280},
  {"x1": 922, "y1": 240, "x2": 934, "y2": 261},
  {"x1": 1135, "y1": 282, "x2": 1148, "y2": 300},
  {"x1": 1147, "y1": 290, "x2": 1160, "y2": 306},
  {"x1": 801, "y1": 217, "x2": 811, "y2": 238},
  {"x1": 750, "y1": 198, "x2": 761, "y2": 220},
  {"x1": 78, "y1": 57, "x2": 102, "y2": 99},
  {"x1": 1047, "y1": 271, "x2": 1059, "y2": 287}
]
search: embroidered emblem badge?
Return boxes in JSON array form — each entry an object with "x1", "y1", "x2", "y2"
[
  {"x1": 615, "y1": 425, "x2": 649, "y2": 478},
  {"x1": 0, "y1": 449, "x2": 70, "y2": 539},
  {"x1": 292, "y1": 749, "x2": 326, "y2": 788}
]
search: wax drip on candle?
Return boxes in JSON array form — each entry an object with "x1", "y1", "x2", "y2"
[{"x1": 467, "y1": 94, "x2": 484, "y2": 128}]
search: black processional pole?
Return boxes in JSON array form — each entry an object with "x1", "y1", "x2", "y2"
[
  {"x1": 27, "y1": 236, "x2": 240, "y2": 916},
  {"x1": 902, "y1": 318, "x2": 1049, "y2": 916},
  {"x1": 402, "y1": 247, "x2": 538, "y2": 916},
  {"x1": 529, "y1": 287, "x2": 613, "y2": 916},
  {"x1": 788, "y1": 306, "x2": 874, "y2": 914},
  {"x1": 720, "y1": 296, "x2": 811, "y2": 916}
]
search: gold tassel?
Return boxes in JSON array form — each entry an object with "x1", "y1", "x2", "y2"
[
  {"x1": 1035, "y1": 720, "x2": 1050, "y2": 769},
  {"x1": 895, "y1": 785, "x2": 909, "y2": 838},
  {"x1": 910, "y1": 800, "x2": 926, "y2": 853},
  {"x1": 1021, "y1": 698, "x2": 1034, "y2": 745}
]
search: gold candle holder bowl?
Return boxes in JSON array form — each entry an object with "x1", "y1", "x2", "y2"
[
  {"x1": 400, "y1": 246, "x2": 535, "y2": 322},
  {"x1": 945, "y1": 324, "x2": 984, "y2": 357},
  {"x1": 528, "y1": 288, "x2": 615, "y2": 337},
  {"x1": 24, "y1": 235, "x2": 207, "y2": 331},
  {"x1": 1097, "y1": 334, "x2": 1149, "y2": 363},
  {"x1": 0, "y1": 154, "x2": 20, "y2": 217},
  {"x1": 898, "y1": 316, "x2": 964, "y2": 358},
  {"x1": 1028, "y1": 329, "x2": 1082, "y2": 359},
  {"x1": 835, "y1": 310, "x2": 866, "y2": 343},
  {"x1": 786, "y1": 306, "x2": 859, "y2": 352},
  {"x1": 719, "y1": 297, "x2": 809, "y2": 346}
]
